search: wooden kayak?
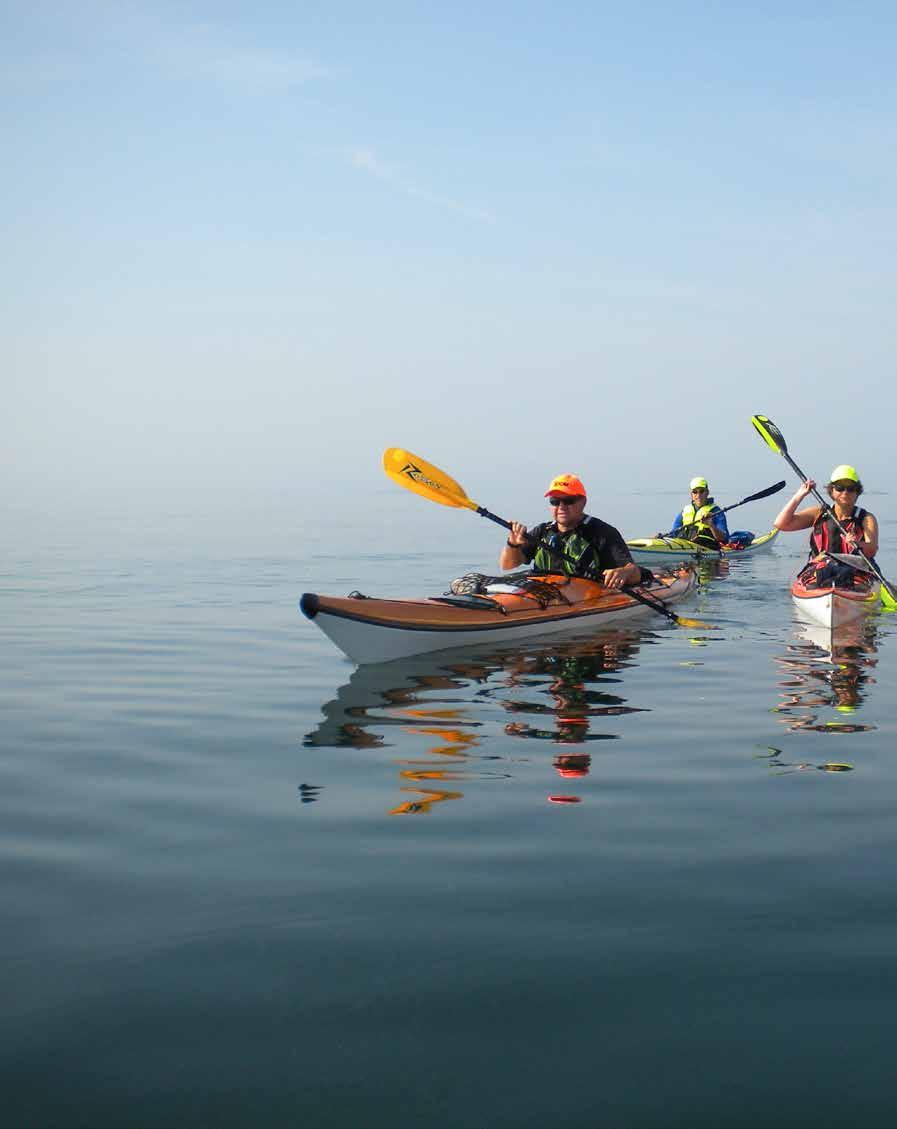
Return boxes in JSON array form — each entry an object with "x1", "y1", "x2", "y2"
[
  {"x1": 791, "y1": 569, "x2": 879, "y2": 629},
  {"x1": 300, "y1": 567, "x2": 696, "y2": 665},
  {"x1": 626, "y1": 528, "x2": 778, "y2": 563}
]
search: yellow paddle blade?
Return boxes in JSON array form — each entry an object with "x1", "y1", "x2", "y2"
[
  {"x1": 751, "y1": 414, "x2": 787, "y2": 455},
  {"x1": 383, "y1": 448, "x2": 478, "y2": 511},
  {"x1": 675, "y1": 615, "x2": 716, "y2": 629},
  {"x1": 880, "y1": 583, "x2": 897, "y2": 612}
]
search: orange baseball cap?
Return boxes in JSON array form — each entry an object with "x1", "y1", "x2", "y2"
[{"x1": 545, "y1": 473, "x2": 586, "y2": 498}]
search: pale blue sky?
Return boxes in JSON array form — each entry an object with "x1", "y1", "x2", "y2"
[{"x1": 4, "y1": 2, "x2": 897, "y2": 513}]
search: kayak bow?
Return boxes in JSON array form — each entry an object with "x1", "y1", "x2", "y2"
[{"x1": 791, "y1": 571, "x2": 880, "y2": 630}]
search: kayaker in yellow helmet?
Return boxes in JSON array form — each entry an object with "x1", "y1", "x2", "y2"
[
  {"x1": 774, "y1": 464, "x2": 879, "y2": 587},
  {"x1": 500, "y1": 473, "x2": 642, "y2": 590},
  {"x1": 662, "y1": 477, "x2": 729, "y2": 548}
]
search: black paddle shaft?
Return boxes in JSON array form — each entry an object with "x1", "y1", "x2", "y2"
[{"x1": 476, "y1": 506, "x2": 512, "y2": 531}]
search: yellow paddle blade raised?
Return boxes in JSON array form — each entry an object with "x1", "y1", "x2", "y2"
[
  {"x1": 383, "y1": 448, "x2": 478, "y2": 512},
  {"x1": 751, "y1": 414, "x2": 788, "y2": 455}
]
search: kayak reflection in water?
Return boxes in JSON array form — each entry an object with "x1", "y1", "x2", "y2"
[
  {"x1": 501, "y1": 472, "x2": 642, "y2": 590},
  {"x1": 773, "y1": 464, "x2": 879, "y2": 589},
  {"x1": 303, "y1": 630, "x2": 649, "y2": 812},
  {"x1": 660, "y1": 477, "x2": 729, "y2": 549},
  {"x1": 773, "y1": 614, "x2": 881, "y2": 731}
]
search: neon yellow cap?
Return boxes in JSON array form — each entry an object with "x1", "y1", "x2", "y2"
[
  {"x1": 829, "y1": 465, "x2": 860, "y2": 484},
  {"x1": 689, "y1": 477, "x2": 709, "y2": 491}
]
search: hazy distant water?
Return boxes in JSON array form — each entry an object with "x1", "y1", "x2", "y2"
[{"x1": 4, "y1": 490, "x2": 897, "y2": 1129}]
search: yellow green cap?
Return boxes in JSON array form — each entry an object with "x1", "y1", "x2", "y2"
[
  {"x1": 829, "y1": 465, "x2": 860, "y2": 484},
  {"x1": 689, "y1": 477, "x2": 709, "y2": 491}
]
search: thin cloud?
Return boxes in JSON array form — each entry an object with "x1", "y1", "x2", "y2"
[
  {"x1": 2, "y1": 8, "x2": 335, "y2": 95},
  {"x1": 160, "y1": 28, "x2": 333, "y2": 93},
  {"x1": 349, "y1": 147, "x2": 495, "y2": 224}
]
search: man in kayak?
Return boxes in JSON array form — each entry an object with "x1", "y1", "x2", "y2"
[
  {"x1": 500, "y1": 473, "x2": 642, "y2": 590},
  {"x1": 662, "y1": 477, "x2": 729, "y2": 548},
  {"x1": 773, "y1": 464, "x2": 878, "y2": 587}
]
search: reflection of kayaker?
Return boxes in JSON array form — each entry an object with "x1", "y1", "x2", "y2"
[
  {"x1": 304, "y1": 631, "x2": 651, "y2": 813},
  {"x1": 554, "y1": 753, "x2": 591, "y2": 777},
  {"x1": 774, "y1": 610, "x2": 881, "y2": 729}
]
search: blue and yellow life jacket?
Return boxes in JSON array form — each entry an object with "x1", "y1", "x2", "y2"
[{"x1": 680, "y1": 499, "x2": 721, "y2": 545}]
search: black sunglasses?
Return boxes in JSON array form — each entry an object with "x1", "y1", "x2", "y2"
[
  {"x1": 832, "y1": 483, "x2": 859, "y2": 492},
  {"x1": 548, "y1": 496, "x2": 583, "y2": 507}
]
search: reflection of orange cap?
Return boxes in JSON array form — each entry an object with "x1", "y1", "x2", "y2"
[
  {"x1": 545, "y1": 473, "x2": 586, "y2": 498},
  {"x1": 555, "y1": 755, "x2": 590, "y2": 778}
]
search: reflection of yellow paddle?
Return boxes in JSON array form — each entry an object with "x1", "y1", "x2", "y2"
[
  {"x1": 383, "y1": 447, "x2": 712, "y2": 630},
  {"x1": 752, "y1": 414, "x2": 897, "y2": 611}
]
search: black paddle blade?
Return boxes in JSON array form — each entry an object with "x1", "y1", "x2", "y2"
[
  {"x1": 734, "y1": 480, "x2": 787, "y2": 508},
  {"x1": 751, "y1": 414, "x2": 787, "y2": 455}
]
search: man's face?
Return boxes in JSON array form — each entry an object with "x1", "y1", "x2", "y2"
[{"x1": 548, "y1": 494, "x2": 585, "y2": 529}]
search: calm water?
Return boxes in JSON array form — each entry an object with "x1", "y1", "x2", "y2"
[{"x1": 4, "y1": 491, "x2": 897, "y2": 1128}]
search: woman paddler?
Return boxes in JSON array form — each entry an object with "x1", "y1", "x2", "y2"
[{"x1": 773, "y1": 464, "x2": 879, "y2": 588}]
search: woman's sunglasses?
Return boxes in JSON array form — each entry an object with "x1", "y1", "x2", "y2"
[{"x1": 832, "y1": 483, "x2": 859, "y2": 493}]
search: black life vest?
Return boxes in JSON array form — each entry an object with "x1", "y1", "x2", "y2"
[{"x1": 533, "y1": 522, "x2": 604, "y2": 578}]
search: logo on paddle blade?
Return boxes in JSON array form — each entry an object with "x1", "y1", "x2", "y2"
[{"x1": 400, "y1": 462, "x2": 443, "y2": 492}]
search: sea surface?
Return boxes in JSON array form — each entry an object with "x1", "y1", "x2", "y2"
[{"x1": 4, "y1": 489, "x2": 897, "y2": 1129}]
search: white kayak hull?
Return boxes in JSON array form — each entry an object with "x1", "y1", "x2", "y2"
[{"x1": 791, "y1": 578, "x2": 880, "y2": 630}]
